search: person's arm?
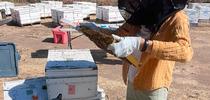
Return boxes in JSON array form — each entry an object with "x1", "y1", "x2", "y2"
[{"x1": 144, "y1": 20, "x2": 193, "y2": 62}]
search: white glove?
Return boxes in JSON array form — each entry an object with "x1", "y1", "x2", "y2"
[{"x1": 107, "y1": 34, "x2": 142, "y2": 57}]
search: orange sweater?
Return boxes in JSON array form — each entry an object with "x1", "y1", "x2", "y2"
[{"x1": 119, "y1": 10, "x2": 193, "y2": 90}]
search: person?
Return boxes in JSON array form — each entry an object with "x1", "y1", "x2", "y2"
[{"x1": 107, "y1": 0, "x2": 193, "y2": 100}]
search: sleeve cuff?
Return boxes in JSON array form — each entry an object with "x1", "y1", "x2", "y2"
[{"x1": 150, "y1": 40, "x2": 161, "y2": 57}]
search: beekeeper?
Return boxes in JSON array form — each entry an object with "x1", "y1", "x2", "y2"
[{"x1": 107, "y1": 0, "x2": 193, "y2": 100}]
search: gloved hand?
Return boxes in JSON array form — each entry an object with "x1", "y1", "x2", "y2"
[{"x1": 107, "y1": 34, "x2": 142, "y2": 57}]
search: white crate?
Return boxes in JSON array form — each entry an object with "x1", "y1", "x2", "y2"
[
  {"x1": 3, "y1": 78, "x2": 105, "y2": 100},
  {"x1": 46, "y1": 77, "x2": 97, "y2": 100},
  {"x1": 188, "y1": 3, "x2": 210, "y2": 20},
  {"x1": 51, "y1": 7, "x2": 85, "y2": 24},
  {"x1": 102, "y1": 6, "x2": 124, "y2": 22},
  {"x1": 30, "y1": 2, "x2": 62, "y2": 18},
  {"x1": 46, "y1": 49, "x2": 98, "y2": 100},
  {"x1": 0, "y1": 2, "x2": 14, "y2": 15},
  {"x1": 0, "y1": 12, "x2": 2, "y2": 20},
  {"x1": 184, "y1": 9, "x2": 199, "y2": 24},
  {"x1": 96, "y1": 6, "x2": 103, "y2": 19},
  {"x1": 41, "y1": 1, "x2": 63, "y2": 8},
  {"x1": 199, "y1": 6, "x2": 210, "y2": 20},
  {"x1": 73, "y1": 1, "x2": 96, "y2": 13},
  {"x1": 11, "y1": 6, "x2": 41, "y2": 25}
]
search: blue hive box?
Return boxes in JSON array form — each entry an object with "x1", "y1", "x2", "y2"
[{"x1": 0, "y1": 42, "x2": 19, "y2": 77}]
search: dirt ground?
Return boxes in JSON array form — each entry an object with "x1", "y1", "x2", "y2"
[{"x1": 0, "y1": 18, "x2": 210, "y2": 100}]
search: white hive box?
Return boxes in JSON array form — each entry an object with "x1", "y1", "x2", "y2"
[
  {"x1": 96, "y1": 6, "x2": 112, "y2": 20},
  {"x1": 45, "y1": 49, "x2": 98, "y2": 100},
  {"x1": 0, "y1": 1, "x2": 14, "y2": 15},
  {"x1": 188, "y1": 3, "x2": 210, "y2": 20},
  {"x1": 73, "y1": 1, "x2": 96, "y2": 16},
  {"x1": 0, "y1": 12, "x2": 2, "y2": 20},
  {"x1": 10, "y1": 6, "x2": 41, "y2": 26},
  {"x1": 198, "y1": 6, "x2": 210, "y2": 20},
  {"x1": 3, "y1": 78, "x2": 105, "y2": 100},
  {"x1": 96, "y1": 6, "x2": 103, "y2": 19},
  {"x1": 51, "y1": 8, "x2": 59, "y2": 23},
  {"x1": 30, "y1": 3, "x2": 53, "y2": 18},
  {"x1": 41, "y1": 1, "x2": 63, "y2": 8},
  {"x1": 184, "y1": 8, "x2": 199, "y2": 24},
  {"x1": 102, "y1": 6, "x2": 124, "y2": 22},
  {"x1": 51, "y1": 7, "x2": 84, "y2": 24}
]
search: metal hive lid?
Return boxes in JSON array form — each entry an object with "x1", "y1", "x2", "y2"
[{"x1": 46, "y1": 49, "x2": 97, "y2": 70}]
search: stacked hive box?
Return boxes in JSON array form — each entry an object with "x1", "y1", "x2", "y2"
[
  {"x1": 30, "y1": 1, "x2": 63, "y2": 18},
  {"x1": 41, "y1": 1, "x2": 63, "y2": 7},
  {"x1": 96, "y1": 6, "x2": 124, "y2": 22},
  {"x1": 184, "y1": 8, "x2": 199, "y2": 24},
  {"x1": 45, "y1": 49, "x2": 99, "y2": 100},
  {"x1": 52, "y1": 2, "x2": 96, "y2": 24},
  {"x1": 10, "y1": 6, "x2": 41, "y2": 26},
  {"x1": 0, "y1": 11, "x2": 2, "y2": 20},
  {"x1": 51, "y1": 7, "x2": 83, "y2": 24},
  {"x1": 185, "y1": 3, "x2": 210, "y2": 24},
  {"x1": 102, "y1": 6, "x2": 124, "y2": 22},
  {"x1": 0, "y1": 1, "x2": 14, "y2": 15},
  {"x1": 73, "y1": 1, "x2": 96, "y2": 17}
]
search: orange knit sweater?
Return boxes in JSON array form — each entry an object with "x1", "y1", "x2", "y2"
[{"x1": 119, "y1": 10, "x2": 193, "y2": 90}]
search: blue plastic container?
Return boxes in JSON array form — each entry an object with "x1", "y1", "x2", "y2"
[{"x1": 0, "y1": 42, "x2": 19, "y2": 77}]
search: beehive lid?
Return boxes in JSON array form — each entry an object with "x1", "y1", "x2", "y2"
[
  {"x1": 46, "y1": 49, "x2": 96, "y2": 70},
  {"x1": 0, "y1": 42, "x2": 19, "y2": 77}
]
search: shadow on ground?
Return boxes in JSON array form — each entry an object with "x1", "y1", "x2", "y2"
[
  {"x1": 41, "y1": 21, "x2": 58, "y2": 28},
  {"x1": 31, "y1": 49, "x2": 48, "y2": 58},
  {"x1": 90, "y1": 49, "x2": 122, "y2": 65},
  {"x1": 42, "y1": 38, "x2": 54, "y2": 43}
]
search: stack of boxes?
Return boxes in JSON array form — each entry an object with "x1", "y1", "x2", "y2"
[
  {"x1": 51, "y1": 7, "x2": 83, "y2": 24},
  {"x1": 45, "y1": 49, "x2": 104, "y2": 100},
  {"x1": 52, "y1": 2, "x2": 96, "y2": 24},
  {"x1": 10, "y1": 6, "x2": 41, "y2": 26},
  {"x1": 185, "y1": 3, "x2": 210, "y2": 25},
  {"x1": 73, "y1": 1, "x2": 97, "y2": 17},
  {"x1": 96, "y1": 6, "x2": 124, "y2": 22},
  {"x1": 30, "y1": 1, "x2": 63, "y2": 18},
  {"x1": 0, "y1": 1, "x2": 14, "y2": 15}
]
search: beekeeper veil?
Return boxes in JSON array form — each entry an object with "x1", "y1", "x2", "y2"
[{"x1": 118, "y1": 0, "x2": 188, "y2": 33}]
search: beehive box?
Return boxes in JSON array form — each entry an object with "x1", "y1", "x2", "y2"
[
  {"x1": 96, "y1": 6, "x2": 124, "y2": 22},
  {"x1": 0, "y1": 1, "x2": 14, "y2": 15},
  {"x1": 30, "y1": 2, "x2": 63, "y2": 18},
  {"x1": 10, "y1": 6, "x2": 41, "y2": 26},
  {"x1": 45, "y1": 49, "x2": 98, "y2": 100},
  {"x1": 188, "y1": 3, "x2": 210, "y2": 20},
  {"x1": 51, "y1": 7, "x2": 84, "y2": 24},
  {"x1": 73, "y1": 1, "x2": 96, "y2": 16},
  {"x1": 41, "y1": 1, "x2": 63, "y2": 8},
  {"x1": 3, "y1": 78, "x2": 105, "y2": 100},
  {"x1": 102, "y1": 6, "x2": 124, "y2": 22},
  {"x1": 198, "y1": 6, "x2": 210, "y2": 20},
  {"x1": 64, "y1": 2, "x2": 96, "y2": 18},
  {"x1": 184, "y1": 8, "x2": 199, "y2": 24},
  {"x1": 96, "y1": 6, "x2": 103, "y2": 19},
  {"x1": 0, "y1": 12, "x2": 2, "y2": 20}
]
